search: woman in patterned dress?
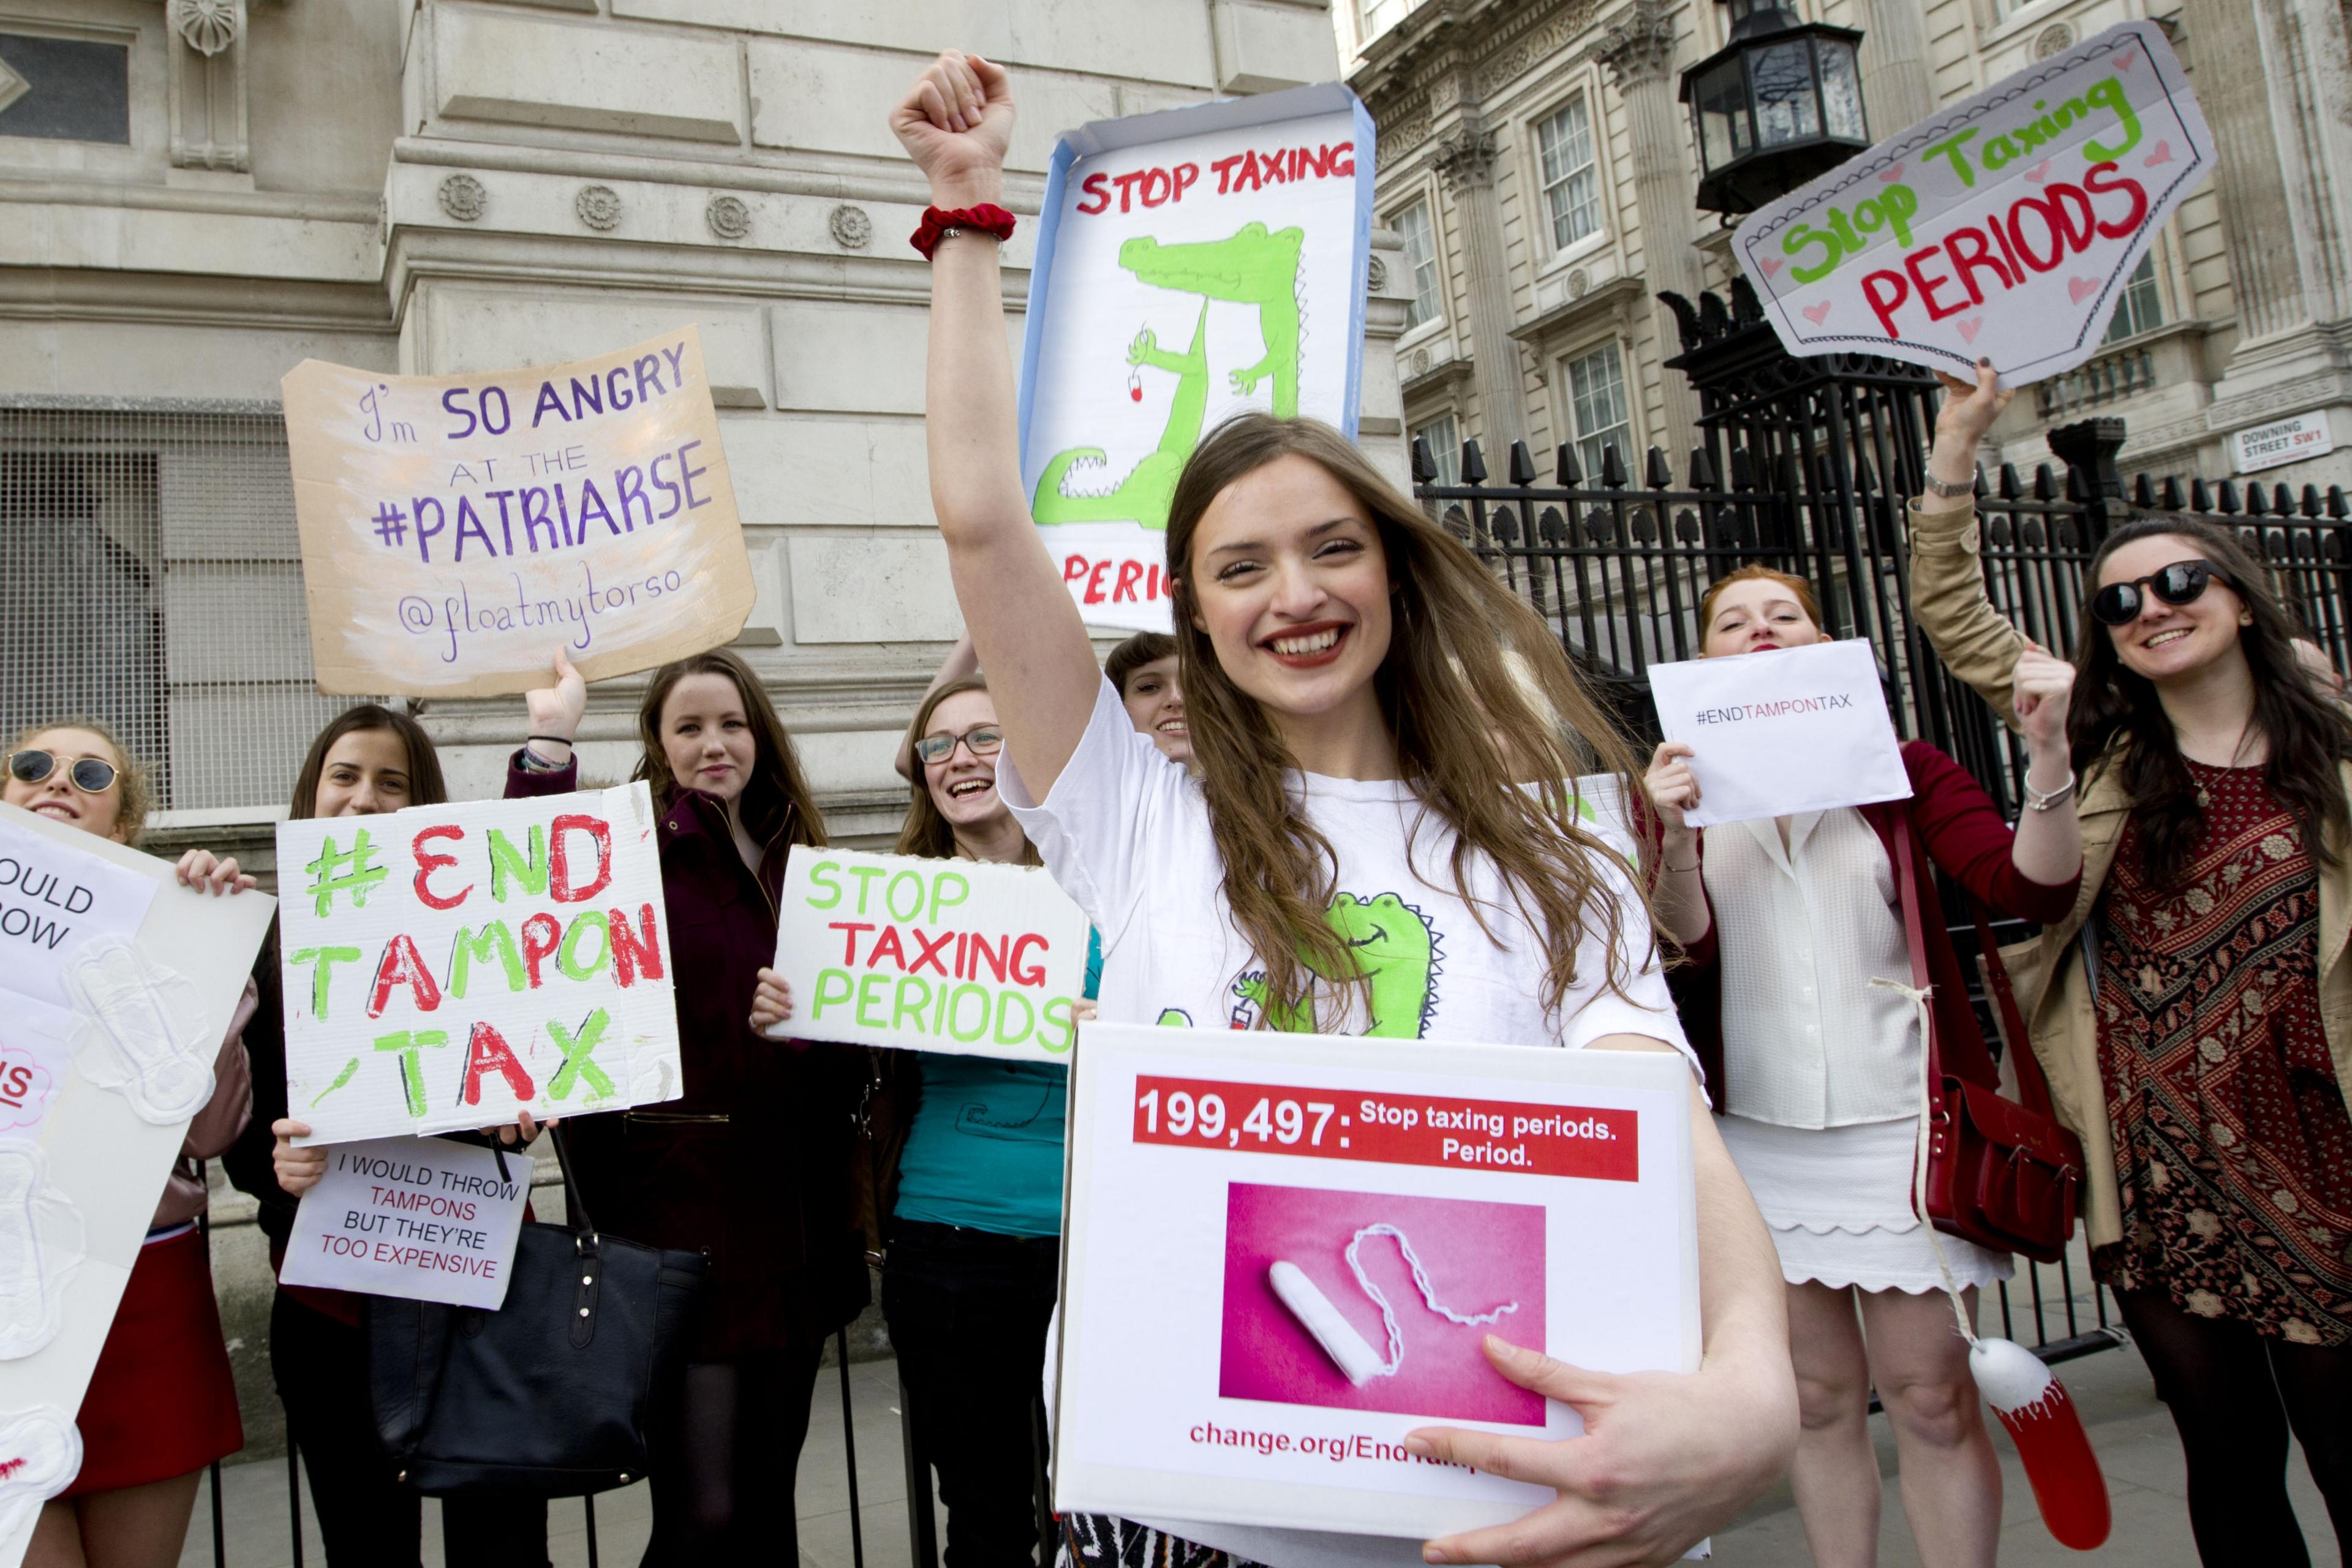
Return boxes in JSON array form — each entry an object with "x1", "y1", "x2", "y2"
[{"x1": 1908, "y1": 363, "x2": 2352, "y2": 1565}]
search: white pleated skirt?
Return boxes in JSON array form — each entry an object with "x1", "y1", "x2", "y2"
[{"x1": 1717, "y1": 1113, "x2": 2014, "y2": 1294}]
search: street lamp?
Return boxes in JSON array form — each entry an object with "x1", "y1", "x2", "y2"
[{"x1": 1680, "y1": 0, "x2": 1868, "y2": 214}]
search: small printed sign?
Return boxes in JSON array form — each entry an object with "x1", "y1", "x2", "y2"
[
  {"x1": 2230, "y1": 411, "x2": 2335, "y2": 475},
  {"x1": 279, "y1": 1136, "x2": 532, "y2": 1310}
]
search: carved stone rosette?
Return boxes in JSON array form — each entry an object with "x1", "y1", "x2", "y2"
[
  {"x1": 829, "y1": 204, "x2": 872, "y2": 249},
  {"x1": 437, "y1": 175, "x2": 487, "y2": 223},
  {"x1": 706, "y1": 194, "x2": 751, "y2": 240},
  {"x1": 576, "y1": 185, "x2": 624, "y2": 232},
  {"x1": 171, "y1": 0, "x2": 241, "y2": 56}
]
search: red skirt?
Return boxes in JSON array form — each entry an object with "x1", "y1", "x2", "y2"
[{"x1": 65, "y1": 1228, "x2": 243, "y2": 1494}]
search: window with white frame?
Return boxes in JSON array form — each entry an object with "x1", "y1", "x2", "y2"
[
  {"x1": 1413, "y1": 412, "x2": 1460, "y2": 488},
  {"x1": 2101, "y1": 252, "x2": 2163, "y2": 344},
  {"x1": 1565, "y1": 344, "x2": 1632, "y2": 480},
  {"x1": 1395, "y1": 200, "x2": 1441, "y2": 330},
  {"x1": 1360, "y1": 0, "x2": 1420, "y2": 42},
  {"x1": 1536, "y1": 95, "x2": 1602, "y2": 253}
]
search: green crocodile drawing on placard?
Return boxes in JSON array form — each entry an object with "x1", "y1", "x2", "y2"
[
  {"x1": 1033, "y1": 221, "x2": 1306, "y2": 532},
  {"x1": 1232, "y1": 891, "x2": 1438, "y2": 1038}
]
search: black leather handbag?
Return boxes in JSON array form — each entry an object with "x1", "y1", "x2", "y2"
[{"x1": 368, "y1": 1125, "x2": 707, "y2": 1498}]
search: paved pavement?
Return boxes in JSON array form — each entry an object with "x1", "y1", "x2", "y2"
[{"x1": 180, "y1": 1335, "x2": 2337, "y2": 1568}]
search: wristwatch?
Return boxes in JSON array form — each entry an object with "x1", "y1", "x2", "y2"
[{"x1": 1922, "y1": 472, "x2": 1975, "y2": 499}]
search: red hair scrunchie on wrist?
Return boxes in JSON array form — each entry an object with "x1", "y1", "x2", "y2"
[{"x1": 911, "y1": 203, "x2": 1017, "y2": 260}]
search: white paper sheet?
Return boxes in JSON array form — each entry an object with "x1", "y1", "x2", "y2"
[
  {"x1": 1647, "y1": 641, "x2": 1912, "y2": 827},
  {"x1": 0, "y1": 817, "x2": 158, "y2": 1011}
]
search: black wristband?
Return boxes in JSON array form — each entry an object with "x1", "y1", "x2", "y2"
[{"x1": 527, "y1": 735, "x2": 573, "y2": 747}]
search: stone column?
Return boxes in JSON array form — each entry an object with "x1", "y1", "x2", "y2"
[
  {"x1": 1596, "y1": 1, "x2": 1702, "y2": 466},
  {"x1": 2183, "y1": 0, "x2": 2352, "y2": 483},
  {"x1": 1852, "y1": 0, "x2": 1933, "y2": 139},
  {"x1": 1434, "y1": 124, "x2": 1529, "y2": 450}
]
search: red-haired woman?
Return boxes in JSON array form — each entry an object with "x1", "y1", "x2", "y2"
[
  {"x1": 516, "y1": 649, "x2": 864, "y2": 1566},
  {"x1": 1643, "y1": 565, "x2": 2082, "y2": 1568}
]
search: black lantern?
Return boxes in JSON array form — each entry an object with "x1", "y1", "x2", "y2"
[{"x1": 1680, "y1": 0, "x2": 1868, "y2": 214}]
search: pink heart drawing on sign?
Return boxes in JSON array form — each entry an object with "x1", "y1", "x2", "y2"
[
  {"x1": 2144, "y1": 140, "x2": 2174, "y2": 167},
  {"x1": 2068, "y1": 276, "x2": 2101, "y2": 304},
  {"x1": 1957, "y1": 317, "x2": 1985, "y2": 344},
  {"x1": 1760, "y1": 255, "x2": 1784, "y2": 277},
  {"x1": 2024, "y1": 159, "x2": 2051, "y2": 183},
  {"x1": 2114, "y1": 48, "x2": 2136, "y2": 70},
  {"x1": 1879, "y1": 162, "x2": 1904, "y2": 183},
  {"x1": 1803, "y1": 300, "x2": 1833, "y2": 325}
]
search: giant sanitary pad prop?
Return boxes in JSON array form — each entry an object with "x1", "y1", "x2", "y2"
[{"x1": 0, "y1": 802, "x2": 276, "y2": 1568}]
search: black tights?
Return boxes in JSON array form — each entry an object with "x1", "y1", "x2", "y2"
[
  {"x1": 2117, "y1": 1289, "x2": 2352, "y2": 1565},
  {"x1": 640, "y1": 1344, "x2": 825, "y2": 1567}
]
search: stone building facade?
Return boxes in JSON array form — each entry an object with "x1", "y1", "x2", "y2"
[
  {"x1": 0, "y1": 0, "x2": 1374, "y2": 856},
  {"x1": 1343, "y1": 0, "x2": 2352, "y2": 497}
]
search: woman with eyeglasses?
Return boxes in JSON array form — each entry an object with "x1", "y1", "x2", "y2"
[
  {"x1": 892, "y1": 51, "x2": 1796, "y2": 1568},
  {"x1": 875, "y1": 674, "x2": 1088, "y2": 1567},
  {"x1": 1910, "y1": 364, "x2": 2352, "y2": 1565},
  {"x1": 5, "y1": 725, "x2": 256, "y2": 1568},
  {"x1": 513, "y1": 649, "x2": 866, "y2": 1567},
  {"x1": 1643, "y1": 567, "x2": 2081, "y2": 1568},
  {"x1": 171, "y1": 704, "x2": 555, "y2": 1568}
]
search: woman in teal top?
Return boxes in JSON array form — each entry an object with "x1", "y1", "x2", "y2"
[{"x1": 884, "y1": 672, "x2": 1088, "y2": 1567}]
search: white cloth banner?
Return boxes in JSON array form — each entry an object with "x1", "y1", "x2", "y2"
[
  {"x1": 1730, "y1": 20, "x2": 2213, "y2": 386},
  {"x1": 1647, "y1": 641, "x2": 1911, "y2": 826},
  {"x1": 279, "y1": 1136, "x2": 532, "y2": 1310},
  {"x1": 276, "y1": 783, "x2": 683, "y2": 1145},
  {"x1": 772, "y1": 846, "x2": 1091, "y2": 1063}
]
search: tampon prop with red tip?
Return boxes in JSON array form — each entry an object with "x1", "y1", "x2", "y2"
[{"x1": 1969, "y1": 1336, "x2": 2110, "y2": 1550}]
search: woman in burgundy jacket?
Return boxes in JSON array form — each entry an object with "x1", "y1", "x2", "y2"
[
  {"x1": 512, "y1": 649, "x2": 866, "y2": 1567},
  {"x1": 1643, "y1": 565, "x2": 2083, "y2": 1568}
]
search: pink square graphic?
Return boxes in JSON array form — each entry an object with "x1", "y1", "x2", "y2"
[{"x1": 1219, "y1": 1182, "x2": 1546, "y2": 1425}]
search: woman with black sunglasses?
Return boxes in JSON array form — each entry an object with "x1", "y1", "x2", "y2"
[{"x1": 1908, "y1": 363, "x2": 2352, "y2": 1566}]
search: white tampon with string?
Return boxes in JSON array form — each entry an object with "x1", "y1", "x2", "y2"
[{"x1": 1268, "y1": 1261, "x2": 1384, "y2": 1386}]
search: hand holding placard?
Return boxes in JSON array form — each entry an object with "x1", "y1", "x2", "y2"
[{"x1": 1645, "y1": 641, "x2": 1911, "y2": 827}]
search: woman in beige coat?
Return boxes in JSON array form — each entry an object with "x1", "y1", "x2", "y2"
[{"x1": 1909, "y1": 365, "x2": 2352, "y2": 1565}]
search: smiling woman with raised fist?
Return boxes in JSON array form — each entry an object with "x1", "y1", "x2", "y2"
[{"x1": 891, "y1": 45, "x2": 1799, "y2": 1568}]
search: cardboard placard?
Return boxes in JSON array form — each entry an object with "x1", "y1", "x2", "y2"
[
  {"x1": 772, "y1": 846, "x2": 1091, "y2": 1063},
  {"x1": 1019, "y1": 84, "x2": 1376, "y2": 633},
  {"x1": 0, "y1": 804, "x2": 276, "y2": 1568},
  {"x1": 1055, "y1": 1022, "x2": 1698, "y2": 1543},
  {"x1": 1731, "y1": 20, "x2": 2212, "y2": 385},
  {"x1": 275, "y1": 784, "x2": 683, "y2": 1145},
  {"x1": 1646, "y1": 640, "x2": 1911, "y2": 827},
  {"x1": 281, "y1": 326, "x2": 755, "y2": 698},
  {"x1": 279, "y1": 1136, "x2": 532, "y2": 1310}
]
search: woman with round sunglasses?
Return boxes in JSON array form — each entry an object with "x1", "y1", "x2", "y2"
[
  {"x1": 1645, "y1": 566, "x2": 2081, "y2": 1568},
  {"x1": 173, "y1": 704, "x2": 556, "y2": 1568},
  {"x1": 1910, "y1": 363, "x2": 2352, "y2": 1565},
  {"x1": 892, "y1": 50, "x2": 1795, "y2": 1568},
  {"x1": 5, "y1": 723, "x2": 257, "y2": 1568},
  {"x1": 514, "y1": 648, "x2": 865, "y2": 1566},
  {"x1": 876, "y1": 674, "x2": 1090, "y2": 1567}
]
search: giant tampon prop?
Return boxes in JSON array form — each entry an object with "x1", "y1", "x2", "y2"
[{"x1": 1969, "y1": 1336, "x2": 2110, "y2": 1550}]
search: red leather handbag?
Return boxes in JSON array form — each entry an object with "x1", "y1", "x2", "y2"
[{"x1": 1890, "y1": 806, "x2": 2084, "y2": 1264}]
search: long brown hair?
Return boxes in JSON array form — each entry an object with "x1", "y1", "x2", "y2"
[
  {"x1": 2070, "y1": 514, "x2": 2352, "y2": 886},
  {"x1": 895, "y1": 675, "x2": 1039, "y2": 864},
  {"x1": 9, "y1": 717, "x2": 149, "y2": 845},
  {"x1": 1164, "y1": 413, "x2": 1649, "y2": 1025},
  {"x1": 635, "y1": 650, "x2": 826, "y2": 850},
  {"x1": 289, "y1": 704, "x2": 448, "y2": 820}
]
